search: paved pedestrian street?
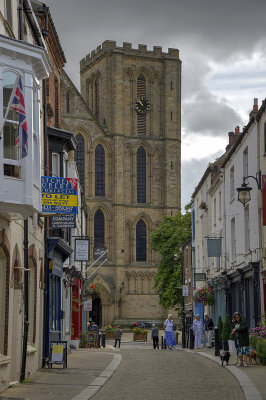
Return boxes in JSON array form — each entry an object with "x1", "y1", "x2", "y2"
[{"x1": 93, "y1": 347, "x2": 244, "y2": 400}]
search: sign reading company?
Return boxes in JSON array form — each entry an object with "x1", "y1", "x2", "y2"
[
  {"x1": 50, "y1": 214, "x2": 76, "y2": 228},
  {"x1": 41, "y1": 177, "x2": 78, "y2": 214}
]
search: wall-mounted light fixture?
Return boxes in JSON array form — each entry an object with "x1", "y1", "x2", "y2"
[{"x1": 236, "y1": 171, "x2": 261, "y2": 206}]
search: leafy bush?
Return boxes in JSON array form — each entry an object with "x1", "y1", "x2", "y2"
[
  {"x1": 79, "y1": 332, "x2": 88, "y2": 348},
  {"x1": 256, "y1": 340, "x2": 266, "y2": 365},
  {"x1": 222, "y1": 314, "x2": 231, "y2": 341},
  {"x1": 217, "y1": 316, "x2": 223, "y2": 340}
]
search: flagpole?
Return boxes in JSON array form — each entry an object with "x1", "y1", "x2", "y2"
[{"x1": 0, "y1": 74, "x2": 20, "y2": 139}]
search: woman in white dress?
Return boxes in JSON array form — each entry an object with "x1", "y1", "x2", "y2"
[{"x1": 163, "y1": 314, "x2": 176, "y2": 350}]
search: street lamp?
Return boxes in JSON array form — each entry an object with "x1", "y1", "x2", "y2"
[
  {"x1": 236, "y1": 171, "x2": 261, "y2": 206},
  {"x1": 177, "y1": 247, "x2": 186, "y2": 349}
]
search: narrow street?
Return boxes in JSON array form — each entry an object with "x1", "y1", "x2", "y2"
[
  {"x1": 92, "y1": 346, "x2": 244, "y2": 400},
  {"x1": 0, "y1": 344, "x2": 247, "y2": 400}
]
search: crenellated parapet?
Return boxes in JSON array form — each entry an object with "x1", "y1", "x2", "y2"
[{"x1": 80, "y1": 40, "x2": 180, "y2": 72}]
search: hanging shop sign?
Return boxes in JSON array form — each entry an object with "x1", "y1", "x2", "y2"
[
  {"x1": 83, "y1": 299, "x2": 92, "y2": 311},
  {"x1": 74, "y1": 238, "x2": 90, "y2": 261},
  {"x1": 182, "y1": 285, "x2": 189, "y2": 297},
  {"x1": 195, "y1": 273, "x2": 206, "y2": 281},
  {"x1": 41, "y1": 177, "x2": 78, "y2": 214},
  {"x1": 50, "y1": 214, "x2": 76, "y2": 228},
  {"x1": 207, "y1": 238, "x2": 222, "y2": 257}
]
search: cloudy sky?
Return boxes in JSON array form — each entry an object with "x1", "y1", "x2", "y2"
[{"x1": 45, "y1": 0, "x2": 266, "y2": 209}]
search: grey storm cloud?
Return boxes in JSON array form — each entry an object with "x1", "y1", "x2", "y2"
[
  {"x1": 181, "y1": 152, "x2": 223, "y2": 208},
  {"x1": 183, "y1": 89, "x2": 244, "y2": 137},
  {"x1": 44, "y1": 0, "x2": 266, "y2": 207}
]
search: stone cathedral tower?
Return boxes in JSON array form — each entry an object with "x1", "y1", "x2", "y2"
[{"x1": 61, "y1": 40, "x2": 181, "y2": 326}]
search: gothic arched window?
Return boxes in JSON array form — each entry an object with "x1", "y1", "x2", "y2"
[
  {"x1": 75, "y1": 134, "x2": 85, "y2": 192},
  {"x1": 137, "y1": 146, "x2": 146, "y2": 203},
  {"x1": 136, "y1": 219, "x2": 146, "y2": 261},
  {"x1": 95, "y1": 80, "x2": 99, "y2": 120},
  {"x1": 94, "y1": 209, "x2": 104, "y2": 246},
  {"x1": 95, "y1": 144, "x2": 105, "y2": 196},
  {"x1": 137, "y1": 74, "x2": 146, "y2": 135},
  {"x1": 66, "y1": 92, "x2": 70, "y2": 113}
]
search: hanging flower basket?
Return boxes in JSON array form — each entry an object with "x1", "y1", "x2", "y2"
[
  {"x1": 194, "y1": 287, "x2": 214, "y2": 305},
  {"x1": 86, "y1": 284, "x2": 102, "y2": 299}
]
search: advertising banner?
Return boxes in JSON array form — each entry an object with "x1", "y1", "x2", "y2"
[
  {"x1": 50, "y1": 214, "x2": 76, "y2": 228},
  {"x1": 41, "y1": 177, "x2": 78, "y2": 214}
]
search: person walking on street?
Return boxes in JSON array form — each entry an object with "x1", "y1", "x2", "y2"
[
  {"x1": 151, "y1": 324, "x2": 159, "y2": 349},
  {"x1": 163, "y1": 314, "x2": 176, "y2": 350},
  {"x1": 193, "y1": 314, "x2": 203, "y2": 349},
  {"x1": 204, "y1": 313, "x2": 214, "y2": 348},
  {"x1": 232, "y1": 312, "x2": 250, "y2": 367},
  {"x1": 114, "y1": 325, "x2": 122, "y2": 348}
]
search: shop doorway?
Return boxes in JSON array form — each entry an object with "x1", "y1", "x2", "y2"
[{"x1": 91, "y1": 297, "x2": 102, "y2": 327}]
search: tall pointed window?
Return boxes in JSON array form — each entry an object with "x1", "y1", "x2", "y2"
[
  {"x1": 95, "y1": 80, "x2": 99, "y2": 120},
  {"x1": 136, "y1": 219, "x2": 146, "y2": 261},
  {"x1": 75, "y1": 134, "x2": 85, "y2": 192},
  {"x1": 137, "y1": 146, "x2": 146, "y2": 203},
  {"x1": 137, "y1": 74, "x2": 146, "y2": 135},
  {"x1": 95, "y1": 144, "x2": 105, "y2": 196},
  {"x1": 94, "y1": 209, "x2": 104, "y2": 246},
  {"x1": 66, "y1": 92, "x2": 70, "y2": 113}
]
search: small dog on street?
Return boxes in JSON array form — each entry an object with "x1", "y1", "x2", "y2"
[
  {"x1": 220, "y1": 351, "x2": 231, "y2": 367},
  {"x1": 249, "y1": 350, "x2": 258, "y2": 365}
]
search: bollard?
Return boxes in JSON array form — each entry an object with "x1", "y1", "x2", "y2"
[
  {"x1": 189, "y1": 327, "x2": 194, "y2": 349},
  {"x1": 101, "y1": 332, "x2": 106, "y2": 348},
  {"x1": 161, "y1": 336, "x2": 166, "y2": 349},
  {"x1": 214, "y1": 327, "x2": 220, "y2": 356}
]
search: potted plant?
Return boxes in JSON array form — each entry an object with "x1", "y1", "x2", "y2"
[
  {"x1": 221, "y1": 314, "x2": 231, "y2": 351},
  {"x1": 217, "y1": 316, "x2": 223, "y2": 350},
  {"x1": 250, "y1": 314, "x2": 266, "y2": 364},
  {"x1": 133, "y1": 326, "x2": 148, "y2": 342},
  {"x1": 105, "y1": 325, "x2": 116, "y2": 340}
]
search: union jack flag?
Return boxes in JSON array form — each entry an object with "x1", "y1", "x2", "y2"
[{"x1": 10, "y1": 76, "x2": 28, "y2": 158}]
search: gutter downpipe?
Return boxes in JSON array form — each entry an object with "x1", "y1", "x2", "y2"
[
  {"x1": 19, "y1": 1, "x2": 28, "y2": 383},
  {"x1": 42, "y1": 5, "x2": 50, "y2": 367}
]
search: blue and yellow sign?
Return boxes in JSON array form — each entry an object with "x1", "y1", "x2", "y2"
[{"x1": 41, "y1": 177, "x2": 78, "y2": 214}]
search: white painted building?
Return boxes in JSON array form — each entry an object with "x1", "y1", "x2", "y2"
[
  {"x1": 222, "y1": 106, "x2": 261, "y2": 328},
  {"x1": 0, "y1": 0, "x2": 50, "y2": 392}
]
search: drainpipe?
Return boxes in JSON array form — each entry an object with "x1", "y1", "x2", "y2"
[
  {"x1": 18, "y1": 1, "x2": 24, "y2": 41},
  {"x1": 42, "y1": 4, "x2": 50, "y2": 366},
  {"x1": 20, "y1": 219, "x2": 29, "y2": 382}
]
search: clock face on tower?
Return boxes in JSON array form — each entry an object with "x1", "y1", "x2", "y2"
[{"x1": 135, "y1": 97, "x2": 150, "y2": 114}]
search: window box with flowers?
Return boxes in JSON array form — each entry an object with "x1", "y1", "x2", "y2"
[
  {"x1": 85, "y1": 284, "x2": 102, "y2": 299},
  {"x1": 105, "y1": 325, "x2": 116, "y2": 340},
  {"x1": 199, "y1": 201, "x2": 207, "y2": 210},
  {"x1": 194, "y1": 287, "x2": 215, "y2": 305},
  {"x1": 133, "y1": 327, "x2": 148, "y2": 341}
]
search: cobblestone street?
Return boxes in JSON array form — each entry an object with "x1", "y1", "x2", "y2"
[{"x1": 92, "y1": 347, "x2": 244, "y2": 400}]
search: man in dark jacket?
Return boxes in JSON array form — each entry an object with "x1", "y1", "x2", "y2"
[
  {"x1": 204, "y1": 313, "x2": 214, "y2": 348},
  {"x1": 151, "y1": 324, "x2": 159, "y2": 349}
]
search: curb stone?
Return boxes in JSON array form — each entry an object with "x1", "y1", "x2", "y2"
[
  {"x1": 191, "y1": 350, "x2": 262, "y2": 400},
  {"x1": 71, "y1": 353, "x2": 121, "y2": 400}
]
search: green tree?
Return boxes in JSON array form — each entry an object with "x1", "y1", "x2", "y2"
[
  {"x1": 150, "y1": 206, "x2": 191, "y2": 308},
  {"x1": 222, "y1": 314, "x2": 231, "y2": 340},
  {"x1": 217, "y1": 316, "x2": 223, "y2": 340}
]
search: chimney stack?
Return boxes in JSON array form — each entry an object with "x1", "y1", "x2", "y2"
[{"x1": 249, "y1": 98, "x2": 258, "y2": 120}]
